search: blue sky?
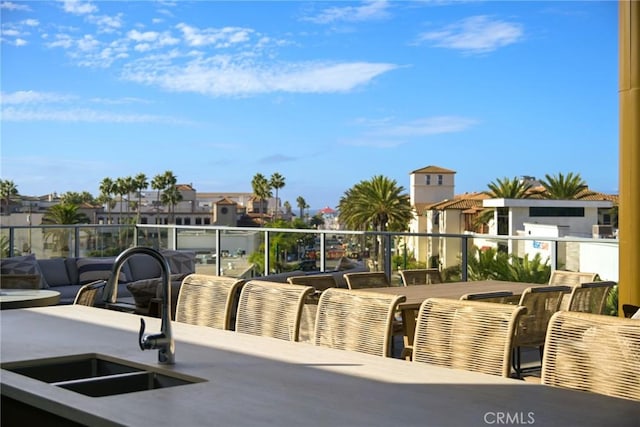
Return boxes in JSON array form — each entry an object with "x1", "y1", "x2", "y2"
[{"x1": 1, "y1": 1, "x2": 618, "y2": 210}]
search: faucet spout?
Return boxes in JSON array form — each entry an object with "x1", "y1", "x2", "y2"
[{"x1": 107, "y1": 246, "x2": 175, "y2": 365}]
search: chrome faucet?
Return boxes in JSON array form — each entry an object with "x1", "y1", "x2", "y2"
[{"x1": 105, "y1": 246, "x2": 175, "y2": 365}]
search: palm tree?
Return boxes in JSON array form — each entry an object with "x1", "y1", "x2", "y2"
[
  {"x1": 538, "y1": 172, "x2": 595, "y2": 199},
  {"x1": 476, "y1": 176, "x2": 532, "y2": 231},
  {"x1": 269, "y1": 172, "x2": 285, "y2": 219},
  {"x1": 338, "y1": 175, "x2": 413, "y2": 269},
  {"x1": 134, "y1": 173, "x2": 148, "y2": 224},
  {"x1": 251, "y1": 173, "x2": 271, "y2": 215},
  {"x1": 114, "y1": 177, "x2": 127, "y2": 224},
  {"x1": 485, "y1": 177, "x2": 532, "y2": 199},
  {"x1": 0, "y1": 179, "x2": 18, "y2": 214},
  {"x1": 42, "y1": 203, "x2": 89, "y2": 257},
  {"x1": 161, "y1": 185, "x2": 183, "y2": 224},
  {"x1": 151, "y1": 171, "x2": 177, "y2": 223},
  {"x1": 99, "y1": 177, "x2": 115, "y2": 224},
  {"x1": 338, "y1": 175, "x2": 412, "y2": 232},
  {"x1": 296, "y1": 196, "x2": 307, "y2": 219},
  {"x1": 123, "y1": 176, "x2": 136, "y2": 222}
]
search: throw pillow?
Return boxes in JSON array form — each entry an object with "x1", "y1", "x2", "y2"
[
  {"x1": 161, "y1": 250, "x2": 196, "y2": 276},
  {"x1": 126, "y1": 278, "x2": 162, "y2": 310},
  {"x1": 76, "y1": 257, "x2": 125, "y2": 285},
  {"x1": 0, "y1": 254, "x2": 48, "y2": 288}
]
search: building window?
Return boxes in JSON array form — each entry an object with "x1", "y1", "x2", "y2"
[
  {"x1": 204, "y1": 218, "x2": 211, "y2": 225},
  {"x1": 529, "y1": 207, "x2": 585, "y2": 217},
  {"x1": 176, "y1": 218, "x2": 183, "y2": 225},
  {"x1": 497, "y1": 208, "x2": 509, "y2": 235},
  {"x1": 425, "y1": 175, "x2": 431, "y2": 185},
  {"x1": 184, "y1": 217, "x2": 191, "y2": 225},
  {"x1": 195, "y1": 217, "x2": 202, "y2": 225},
  {"x1": 437, "y1": 175, "x2": 443, "y2": 185},
  {"x1": 221, "y1": 207, "x2": 228, "y2": 214}
]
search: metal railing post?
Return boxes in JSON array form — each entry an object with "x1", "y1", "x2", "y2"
[
  {"x1": 215, "y1": 229, "x2": 222, "y2": 276},
  {"x1": 264, "y1": 230, "x2": 271, "y2": 276},
  {"x1": 461, "y1": 235, "x2": 468, "y2": 282}
]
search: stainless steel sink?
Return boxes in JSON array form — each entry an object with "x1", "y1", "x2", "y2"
[{"x1": 2, "y1": 353, "x2": 205, "y2": 397}]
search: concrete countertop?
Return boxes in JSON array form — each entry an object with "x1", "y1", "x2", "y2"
[{"x1": 1, "y1": 306, "x2": 638, "y2": 427}]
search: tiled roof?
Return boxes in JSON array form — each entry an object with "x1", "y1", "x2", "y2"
[
  {"x1": 410, "y1": 165, "x2": 456, "y2": 174},
  {"x1": 414, "y1": 192, "x2": 489, "y2": 214}
]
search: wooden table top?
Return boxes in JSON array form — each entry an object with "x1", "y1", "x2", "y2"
[
  {"x1": 359, "y1": 280, "x2": 537, "y2": 309},
  {"x1": 0, "y1": 289, "x2": 61, "y2": 310}
]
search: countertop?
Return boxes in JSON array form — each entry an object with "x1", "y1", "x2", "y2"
[{"x1": 1, "y1": 306, "x2": 638, "y2": 427}]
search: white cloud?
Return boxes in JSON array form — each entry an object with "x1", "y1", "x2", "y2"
[
  {"x1": 89, "y1": 14, "x2": 123, "y2": 33},
  {"x1": 417, "y1": 15, "x2": 523, "y2": 54},
  {"x1": 343, "y1": 115, "x2": 478, "y2": 147},
  {"x1": 2, "y1": 106, "x2": 189, "y2": 124},
  {"x1": 1, "y1": 1, "x2": 31, "y2": 11},
  {"x1": 121, "y1": 56, "x2": 398, "y2": 96},
  {"x1": 176, "y1": 23, "x2": 253, "y2": 48},
  {"x1": 22, "y1": 19, "x2": 39, "y2": 27},
  {"x1": 62, "y1": 0, "x2": 98, "y2": 15},
  {"x1": 128, "y1": 29, "x2": 160, "y2": 43},
  {"x1": 303, "y1": 0, "x2": 391, "y2": 24},
  {"x1": 374, "y1": 116, "x2": 479, "y2": 137},
  {"x1": 14, "y1": 38, "x2": 26, "y2": 46},
  {"x1": 1, "y1": 90, "x2": 75, "y2": 105}
]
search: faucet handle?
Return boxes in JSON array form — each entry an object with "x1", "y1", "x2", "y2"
[{"x1": 138, "y1": 318, "x2": 147, "y2": 350}]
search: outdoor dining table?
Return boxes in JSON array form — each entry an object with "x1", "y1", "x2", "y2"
[
  {"x1": 0, "y1": 289, "x2": 61, "y2": 310},
  {"x1": 359, "y1": 280, "x2": 538, "y2": 355}
]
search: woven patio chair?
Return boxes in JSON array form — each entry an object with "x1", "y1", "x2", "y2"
[
  {"x1": 460, "y1": 290, "x2": 514, "y2": 303},
  {"x1": 548, "y1": 270, "x2": 599, "y2": 286},
  {"x1": 412, "y1": 298, "x2": 526, "y2": 378},
  {"x1": 512, "y1": 285, "x2": 571, "y2": 377},
  {"x1": 235, "y1": 280, "x2": 314, "y2": 342},
  {"x1": 542, "y1": 311, "x2": 640, "y2": 401},
  {"x1": 73, "y1": 280, "x2": 106, "y2": 306},
  {"x1": 399, "y1": 268, "x2": 443, "y2": 286},
  {"x1": 175, "y1": 274, "x2": 245, "y2": 330},
  {"x1": 566, "y1": 281, "x2": 616, "y2": 315},
  {"x1": 344, "y1": 271, "x2": 391, "y2": 290},
  {"x1": 287, "y1": 274, "x2": 338, "y2": 342},
  {"x1": 313, "y1": 288, "x2": 406, "y2": 357}
]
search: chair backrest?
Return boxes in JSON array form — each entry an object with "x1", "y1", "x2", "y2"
[
  {"x1": 413, "y1": 298, "x2": 526, "y2": 377},
  {"x1": 313, "y1": 288, "x2": 406, "y2": 357},
  {"x1": 399, "y1": 269, "x2": 442, "y2": 286},
  {"x1": 74, "y1": 280, "x2": 106, "y2": 306},
  {"x1": 542, "y1": 311, "x2": 640, "y2": 401},
  {"x1": 343, "y1": 271, "x2": 390, "y2": 290},
  {"x1": 287, "y1": 274, "x2": 338, "y2": 343},
  {"x1": 460, "y1": 290, "x2": 514, "y2": 304},
  {"x1": 175, "y1": 274, "x2": 244, "y2": 330},
  {"x1": 515, "y1": 285, "x2": 571, "y2": 347},
  {"x1": 287, "y1": 274, "x2": 337, "y2": 292},
  {"x1": 548, "y1": 270, "x2": 598, "y2": 286},
  {"x1": 567, "y1": 281, "x2": 616, "y2": 315},
  {"x1": 235, "y1": 280, "x2": 314, "y2": 341}
]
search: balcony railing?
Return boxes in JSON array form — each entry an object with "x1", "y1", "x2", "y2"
[{"x1": 0, "y1": 224, "x2": 620, "y2": 283}]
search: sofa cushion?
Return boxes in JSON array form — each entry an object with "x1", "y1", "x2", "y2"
[
  {"x1": 76, "y1": 257, "x2": 125, "y2": 285},
  {"x1": 38, "y1": 258, "x2": 73, "y2": 287},
  {"x1": 161, "y1": 250, "x2": 196, "y2": 276},
  {"x1": 127, "y1": 278, "x2": 161, "y2": 310},
  {"x1": 1, "y1": 254, "x2": 48, "y2": 288},
  {"x1": 126, "y1": 274, "x2": 185, "y2": 310},
  {"x1": 126, "y1": 254, "x2": 162, "y2": 282}
]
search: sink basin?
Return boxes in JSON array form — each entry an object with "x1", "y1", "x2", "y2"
[
  {"x1": 2, "y1": 353, "x2": 145, "y2": 383},
  {"x1": 2, "y1": 353, "x2": 205, "y2": 397}
]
